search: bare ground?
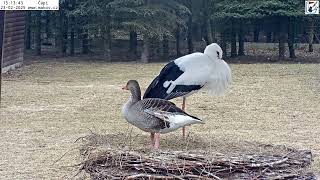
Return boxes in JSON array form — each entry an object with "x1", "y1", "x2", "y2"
[{"x1": 1, "y1": 60, "x2": 320, "y2": 179}]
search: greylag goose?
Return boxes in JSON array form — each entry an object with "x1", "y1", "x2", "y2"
[{"x1": 122, "y1": 80, "x2": 204, "y2": 149}]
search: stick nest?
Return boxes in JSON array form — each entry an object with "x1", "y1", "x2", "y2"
[{"x1": 77, "y1": 133, "x2": 315, "y2": 179}]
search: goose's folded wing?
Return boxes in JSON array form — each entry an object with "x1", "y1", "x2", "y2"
[
  {"x1": 139, "y1": 98, "x2": 183, "y2": 113},
  {"x1": 144, "y1": 107, "x2": 204, "y2": 126},
  {"x1": 140, "y1": 98, "x2": 203, "y2": 124},
  {"x1": 144, "y1": 108, "x2": 181, "y2": 122}
]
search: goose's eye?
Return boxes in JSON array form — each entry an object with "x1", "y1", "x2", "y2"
[{"x1": 216, "y1": 51, "x2": 220, "y2": 59}]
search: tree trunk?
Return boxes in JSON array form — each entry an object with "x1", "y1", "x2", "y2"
[
  {"x1": 70, "y1": 0, "x2": 76, "y2": 56},
  {"x1": 185, "y1": 0, "x2": 193, "y2": 53},
  {"x1": 288, "y1": 18, "x2": 296, "y2": 59},
  {"x1": 162, "y1": 35, "x2": 169, "y2": 59},
  {"x1": 129, "y1": 31, "x2": 138, "y2": 59},
  {"x1": 230, "y1": 21, "x2": 237, "y2": 57},
  {"x1": 152, "y1": 38, "x2": 160, "y2": 60},
  {"x1": 253, "y1": 30, "x2": 259, "y2": 42},
  {"x1": 25, "y1": 12, "x2": 31, "y2": 50},
  {"x1": 45, "y1": 11, "x2": 50, "y2": 42},
  {"x1": 278, "y1": 19, "x2": 286, "y2": 61},
  {"x1": 70, "y1": 25, "x2": 75, "y2": 56},
  {"x1": 220, "y1": 31, "x2": 227, "y2": 58},
  {"x1": 62, "y1": 14, "x2": 68, "y2": 55},
  {"x1": 142, "y1": 0, "x2": 152, "y2": 62},
  {"x1": 238, "y1": 21, "x2": 245, "y2": 56},
  {"x1": 278, "y1": 38, "x2": 286, "y2": 60},
  {"x1": 308, "y1": 18, "x2": 314, "y2": 52},
  {"x1": 53, "y1": 12, "x2": 58, "y2": 47},
  {"x1": 175, "y1": 27, "x2": 181, "y2": 57},
  {"x1": 204, "y1": 18, "x2": 213, "y2": 45},
  {"x1": 203, "y1": 0, "x2": 212, "y2": 45},
  {"x1": 35, "y1": 11, "x2": 42, "y2": 55},
  {"x1": 211, "y1": 19, "x2": 216, "y2": 42},
  {"x1": 102, "y1": 25, "x2": 111, "y2": 61},
  {"x1": 187, "y1": 15, "x2": 193, "y2": 54},
  {"x1": 266, "y1": 32, "x2": 272, "y2": 43},
  {"x1": 56, "y1": 11, "x2": 64, "y2": 56},
  {"x1": 141, "y1": 37, "x2": 150, "y2": 63},
  {"x1": 82, "y1": 30, "x2": 89, "y2": 54},
  {"x1": 253, "y1": 23, "x2": 259, "y2": 42},
  {"x1": 272, "y1": 31, "x2": 277, "y2": 43}
]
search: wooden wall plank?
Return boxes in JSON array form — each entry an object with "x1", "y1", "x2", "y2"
[
  {"x1": 0, "y1": 11, "x2": 4, "y2": 103},
  {"x1": 2, "y1": 11, "x2": 25, "y2": 69},
  {"x1": 4, "y1": 41, "x2": 24, "y2": 50},
  {"x1": 4, "y1": 29, "x2": 25, "y2": 37},
  {"x1": 4, "y1": 25, "x2": 25, "y2": 32},
  {"x1": 5, "y1": 16, "x2": 25, "y2": 23},
  {"x1": 4, "y1": 34, "x2": 25, "y2": 42}
]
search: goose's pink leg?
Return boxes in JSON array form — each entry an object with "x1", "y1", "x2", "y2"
[
  {"x1": 182, "y1": 97, "x2": 186, "y2": 138},
  {"x1": 154, "y1": 133, "x2": 160, "y2": 149},
  {"x1": 149, "y1": 132, "x2": 155, "y2": 148}
]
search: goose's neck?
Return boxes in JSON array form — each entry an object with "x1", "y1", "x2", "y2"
[{"x1": 129, "y1": 86, "x2": 141, "y2": 103}]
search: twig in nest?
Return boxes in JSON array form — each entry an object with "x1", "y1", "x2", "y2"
[
  {"x1": 125, "y1": 173, "x2": 175, "y2": 179},
  {"x1": 246, "y1": 157, "x2": 289, "y2": 168},
  {"x1": 51, "y1": 147, "x2": 79, "y2": 165},
  {"x1": 125, "y1": 174, "x2": 215, "y2": 180},
  {"x1": 201, "y1": 169, "x2": 222, "y2": 180},
  {"x1": 74, "y1": 128, "x2": 96, "y2": 143}
]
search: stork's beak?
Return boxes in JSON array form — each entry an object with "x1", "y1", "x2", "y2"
[{"x1": 122, "y1": 85, "x2": 128, "y2": 90}]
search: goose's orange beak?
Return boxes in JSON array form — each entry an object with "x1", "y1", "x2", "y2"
[{"x1": 122, "y1": 85, "x2": 128, "y2": 90}]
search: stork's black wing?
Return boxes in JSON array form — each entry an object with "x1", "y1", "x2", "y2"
[{"x1": 143, "y1": 61, "x2": 202, "y2": 100}]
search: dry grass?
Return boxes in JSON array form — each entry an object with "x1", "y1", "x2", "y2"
[{"x1": 1, "y1": 60, "x2": 320, "y2": 179}]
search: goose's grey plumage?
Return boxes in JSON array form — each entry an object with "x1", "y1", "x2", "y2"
[{"x1": 122, "y1": 80, "x2": 203, "y2": 134}]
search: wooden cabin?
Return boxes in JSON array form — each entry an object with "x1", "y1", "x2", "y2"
[{"x1": 1, "y1": 11, "x2": 25, "y2": 73}]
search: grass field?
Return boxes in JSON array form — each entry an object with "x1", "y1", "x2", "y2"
[{"x1": 1, "y1": 60, "x2": 320, "y2": 179}]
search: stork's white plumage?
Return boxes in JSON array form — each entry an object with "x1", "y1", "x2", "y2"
[
  {"x1": 143, "y1": 43, "x2": 232, "y2": 100},
  {"x1": 143, "y1": 43, "x2": 231, "y2": 137}
]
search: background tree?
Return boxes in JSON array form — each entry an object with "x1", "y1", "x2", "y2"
[
  {"x1": 34, "y1": 11, "x2": 42, "y2": 55},
  {"x1": 25, "y1": 12, "x2": 32, "y2": 50},
  {"x1": 308, "y1": 17, "x2": 315, "y2": 52},
  {"x1": 214, "y1": 0, "x2": 306, "y2": 61},
  {"x1": 248, "y1": 0, "x2": 304, "y2": 60},
  {"x1": 25, "y1": 0, "x2": 320, "y2": 62}
]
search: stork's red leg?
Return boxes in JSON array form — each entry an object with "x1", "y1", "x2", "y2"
[
  {"x1": 182, "y1": 97, "x2": 186, "y2": 138},
  {"x1": 154, "y1": 133, "x2": 160, "y2": 149}
]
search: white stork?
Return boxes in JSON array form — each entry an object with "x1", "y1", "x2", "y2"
[{"x1": 143, "y1": 43, "x2": 231, "y2": 137}]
